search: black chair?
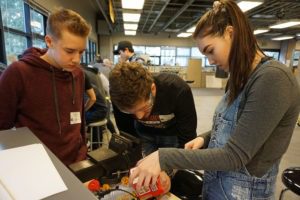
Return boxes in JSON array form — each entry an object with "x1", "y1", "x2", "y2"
[
  {"x1": 170, "y1": 170, "x2": 203, "y2": 200},
  {"x1": 279, "y1": 167, "x2": 300, "y2": 200}
]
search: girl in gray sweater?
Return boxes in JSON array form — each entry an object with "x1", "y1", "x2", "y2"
[{"x1": 129, "y1": 0, "x2": 300, "y2": 199}]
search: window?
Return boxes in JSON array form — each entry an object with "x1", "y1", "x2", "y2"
[
  {"x1": 146, "y1": 46, "x2": 160, "y2": 56},
  {"x1": 176, "y1": 47, "x2": 190, "y2": 66},
  {"x1": 176, "y1": 57, "x2": 189, "y2": 66},
  {"x1": 263, "y1": 50, "x2": 280, "y2": 60},
  {"x1": 161, "y1": 46, "x2": 175, "y2": 66},
  {"x1": 1, "y1": 0, "x2": 25, "y2": 31},
  {"x1": 4, "y1": 31, "x2": 26, "y2": 63},
  {"x1": 149, "y1": 56, "x2": 160, "y2": 65},
  {"x1": 0, "y1": 0, "x2": 48, "y2": 64},
  {"x1": 32, "y1": 38, "x2": 45, "y2": 49},
  {"x1": 191, "y1": 47, "x2": 202, "y2": 57},
  {"x1": 292, "y1": 50, "x2": 300, "y2": 67},
  {"x1": 191, "y1": 47, "x2": 205, "y2": 67},
  {"x1": 133, "y1": 45, "x2": 145, "y2": 55},
  {"x1": 30, "y1": 9, "x2": 44, "y2": 35},
  {"x1": 177, "y1": 47, "x2": 190, "y2": 56}
]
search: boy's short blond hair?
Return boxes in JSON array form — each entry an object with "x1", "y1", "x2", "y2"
[{"x1": 46, "y1": 8, "x2": 91, "y2": 39}]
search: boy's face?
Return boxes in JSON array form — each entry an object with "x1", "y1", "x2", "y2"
[
  {"x1": 119, "y1": 48, "x2": 130, "y2": 61},
  {"x1": 122, "y1": 92, "x2": 154, "y2": 120},
  {"x1": 45, "y1": 30, "x2": 87, "y2": 71}
]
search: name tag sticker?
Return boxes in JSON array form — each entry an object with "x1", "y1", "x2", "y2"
[{"x1": 70, "y1": 112, "x2": 81, "y2": 124}]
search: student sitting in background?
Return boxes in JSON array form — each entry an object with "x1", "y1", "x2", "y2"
[
  {"x1": 84, "y1": 72, "x2": 108, "y2": 125},
  {"x1": 83, "y1": 65, "x2": 116, "y2": 135}
]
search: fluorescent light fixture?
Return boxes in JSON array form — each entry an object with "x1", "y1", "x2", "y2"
[
  {"x1": 297, "y1": 33, "x2": 300, "y2": 37},
  {"x1": 254, "y1": 29, "x2": 269, "y2": 35},
  {"x1": 187, "y1": 26, "x2": 196, "y2": 33},
  {"x1": 270, "y1": 21, "x2": 300, "y2": 29},
  {"x1": 237, "y1": 1, "x2": 263, "y2": 12},
  {"x1": 125, "y1": 30, "x2": 136, "y2": 35},
  {"x1": 177, "y1": 33, "x2": 192, "y2": 38},
  {"x1": 272, "y1": 35, "x2": 294, "y2": 41},
  {"x1": 124, "y1": 23, "x2": 138, "y2": 30},
  {"x1": 122, "y1": 0, "x2": 144, "y2": 9},
  {"x1": 123, "y1": 13, "x2": 141, "y2": 22}
]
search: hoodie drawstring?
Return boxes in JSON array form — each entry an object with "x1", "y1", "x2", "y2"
[
  {"x1": 71, "y1": 75, "x2": 75, "y2": 105},
  {"x1": 51, "y1": 67, "x2": 62, "y2": 135}
]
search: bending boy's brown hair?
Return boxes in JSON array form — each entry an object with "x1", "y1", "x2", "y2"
[
  {"x1": 46, "y1": 8, "x2": 91, "y2": 39},
  {"x1": 109, "y1": 62, "x2": 153, "y2": 111}
]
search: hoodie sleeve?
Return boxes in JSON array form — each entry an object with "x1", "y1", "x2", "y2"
[
  {"x1": 0, "y1": 64, "x2": 23, "y2": 130},
  {"x1": 75, "y1": 81, "x2": 88, "y2": 162}
]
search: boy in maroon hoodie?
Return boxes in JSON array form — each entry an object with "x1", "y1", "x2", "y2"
[{"x1": 0, "y1": 8, "x2": 91, "y2": 166}]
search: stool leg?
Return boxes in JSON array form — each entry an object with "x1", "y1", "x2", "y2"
[
  {"x1": 90, "y1": 127, "x2": 93, "y2": 151},
  {"x1": 96, "y1": 126, "x2": 101, "y2": 148},
  {"x1": 279, "y1": 188, "x2": 289, "y2": 200},
  {"x1": 102, "y1": 127, "x2": 111, "y2": 149}
]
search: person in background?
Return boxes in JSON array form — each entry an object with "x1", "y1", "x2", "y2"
[
  {"x1": 103, "y1": 58, "x2": 113, "y2": 68},
  {"x1": 84, "y1": 71, "x2": 108, "y2": 149},
  {"x1": 93, "y1": 55, "x2": 111, "y2": 79},
  {"x1": 113, "y1": 40, "x2": 145, "y2": 63},
  {"x1": 83, "y1": 65, "x2": 116, "y2": 135},
  {"x1": 109, "y1": 62, "x2": 197, "y2": 156},
  {"x1": 0, "y1": 8, "x2": 91, "y2": 166},
  {"x1": 129, "y1": 1, "x2": 300, "y2": 199}
]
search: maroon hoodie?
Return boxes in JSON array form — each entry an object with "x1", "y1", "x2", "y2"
[{"x1": 0, "y1": 47, "x2": 87, "y2": 165}]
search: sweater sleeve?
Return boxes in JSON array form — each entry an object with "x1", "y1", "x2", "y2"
[
  {"x1": 0, "y1": 64, "x2": 23, "y2": 130},
  {"x1": 174, "y1": 86, "x2": 197, "y2": 146},
  {"x1": 159, "y1": 66, "x2": 295, "y2": 173}
]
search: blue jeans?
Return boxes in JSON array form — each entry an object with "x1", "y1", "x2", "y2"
[
  {"x1": 203, "y1": 91, "x2": 278, "y2": 200},
  {"x1": 202, "y1": 166, "x2": 278, "y2": 200},
  {"x1": 135, "y1": 122, "x2": 178, "y2": 156}
]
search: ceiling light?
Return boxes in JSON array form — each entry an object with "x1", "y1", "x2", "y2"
[
  {"x1": 125, "y1": 30, "x2": 136, "y2": 35},
  {"x1": 237, "y1": 1, "x2": 263, "y2": 12},
  {"x1": 270, "y1": 21, "x2": 300, "y2": 29},
  {"x1": 123, "y1": 13, "x2": 141, "y2": 22},
  {"x1": 297, "y1": 33, "x2": 300, "y2": 37},
  {"x1": 254, "y1": 29, "x2": 269, "y2": 35},
  {"x1": 177, "y1": 33, "x2": 192, "y2": 38},
  {"x1": 252, "y1": 14, "x2": 275, "y2": 19},
  {"x1": 272, "y1": 36, "x2": 294, "y2": 41},
  {"x1": 187, "y1": 26, "x2": 196, "y2": 33},
  {"x1": 124, "y1": 23, "x2": 138, "y2": 30},
  {"x1": 122, "y1": 0, "x2": 144, "y2": 9}
]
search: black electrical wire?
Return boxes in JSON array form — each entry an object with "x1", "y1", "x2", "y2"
[{"x1": 97, "y1": 187, "x2": 140, "y2": 200}]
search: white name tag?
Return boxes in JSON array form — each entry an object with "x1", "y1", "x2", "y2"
[{"x1": 70, "y1": 112, "x2": 81, "y2": 124}]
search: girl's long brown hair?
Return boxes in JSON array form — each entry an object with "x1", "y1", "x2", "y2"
[{"x1": 193, "y1": 0, "x2": 264, "y2": 105}]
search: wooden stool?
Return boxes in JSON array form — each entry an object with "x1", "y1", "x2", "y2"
[{"x1": 88, "y1": 119, "x2": 110, "y2": 150}]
